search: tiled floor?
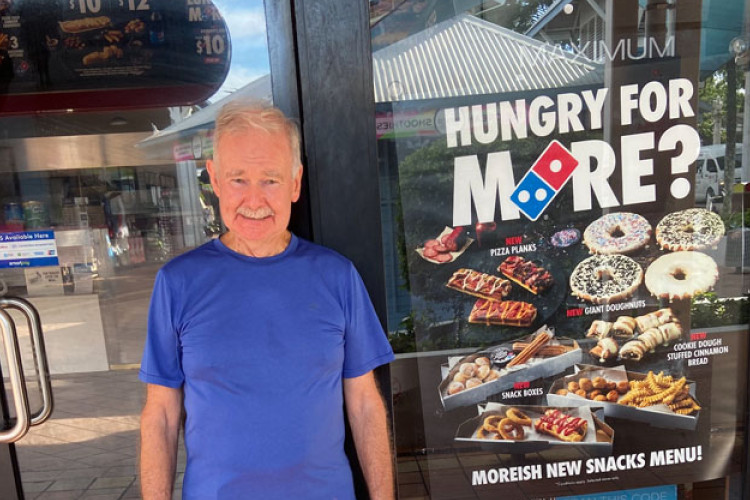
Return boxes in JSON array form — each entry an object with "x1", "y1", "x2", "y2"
[
  {"x1": 13, "y1": 369, "x2": 429, "y2": 500},
  {"x1": 14, "y1": 369, "x2": 186, "y2": 500}
]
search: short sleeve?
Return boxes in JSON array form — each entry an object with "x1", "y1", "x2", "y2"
[
  {"x1": 342, "y1": 264, "x2": 395, "y2": 378},
  {"x1": 139, "y1": 269, "x2": 184, "y2": 388}
]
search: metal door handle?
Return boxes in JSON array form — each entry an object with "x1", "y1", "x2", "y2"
[
  {"x1": 0, "y1": 297, "x2": 53, "y2": 426},
  {"x1": 0, "y1": 309, "x2": 30, "y2": 443}
]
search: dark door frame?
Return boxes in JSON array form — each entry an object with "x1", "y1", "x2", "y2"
[
  {"x1": 1, "y1": 376, "x2": 23, "y2": 499},
  {"x1": 0, "y1": 444, "x2": 23, "y2": 500},
  {"x1": 265, "y1": 2, "x2": 393, "y2": 499}
]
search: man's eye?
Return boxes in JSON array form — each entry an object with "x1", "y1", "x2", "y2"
[
  {"x1": 263, "y1": 179, "x2": 279, "y2": 185},
  {"x1": 230, "y1": 178, "x2": 245, "y2": 184}
]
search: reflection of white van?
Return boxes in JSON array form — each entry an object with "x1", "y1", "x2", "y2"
[{"x1": 695, "y1": 144, "x2": 744, "y2": 202}]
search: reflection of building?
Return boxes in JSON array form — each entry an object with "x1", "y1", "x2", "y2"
[
  {"x1": 139, "y1": 75, "x2": 272, "y2": 149},
  {"x1": 373, "y1": 14, "x2": 604, "y2": 331},
  {"x1": 374, "y1": 14, "x2": 602, "y2": 103}
]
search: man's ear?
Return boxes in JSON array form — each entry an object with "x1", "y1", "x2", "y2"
[
  {"x1": 206, "y1": 159, "x2": 221, "y2": 198},
  {"x1": 291, "y1": 164, "x2": 303, "y2": 203}
]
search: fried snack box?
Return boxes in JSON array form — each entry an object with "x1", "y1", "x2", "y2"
[
  {"x1": 439, "y1": 328, "x2": 581, "y2": 411},
  {"x1": 547, "y1": 365, "x2": 701, "y2": 430},
  {"x1": 454, "y1": 403, "x2": 613, "y2": 457}
]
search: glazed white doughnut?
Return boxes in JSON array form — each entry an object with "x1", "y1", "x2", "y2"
[{"x1": 645, "y1": 251, "x2": 718, "y2": 300}]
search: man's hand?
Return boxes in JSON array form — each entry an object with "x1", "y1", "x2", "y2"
[
  {"x1": 344, "y1": 371, "x2": 395, "y2": 500},
  {"x1": 140, "y1": 384, "x2": 183, "y2": 500}
]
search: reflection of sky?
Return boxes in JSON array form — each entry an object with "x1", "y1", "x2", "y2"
[{"x1": 210, "y1": 0, "x2": 269, "y2": 101}]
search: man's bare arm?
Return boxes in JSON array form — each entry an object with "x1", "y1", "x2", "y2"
[
  {"x1": 344, "y1": 371, "x2": 395, "y2": 500},
  {"x1": 140, "y1": 384, "x2": 183, "y2": 500}
]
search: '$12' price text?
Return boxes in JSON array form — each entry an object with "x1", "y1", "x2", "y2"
[{"x1": 71, "y1": 0, "x2": 150, "y2": 13}]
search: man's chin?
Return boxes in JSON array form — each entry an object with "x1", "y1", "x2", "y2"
[{"x1": 230, "y1": 222, "x2": 283, "y2": 242}]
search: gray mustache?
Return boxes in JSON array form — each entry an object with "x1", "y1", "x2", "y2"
[{"x1": 237, "y1": 207, "x2": 274, "y2": 219}]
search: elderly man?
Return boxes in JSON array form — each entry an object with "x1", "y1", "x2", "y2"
[{"x1": 139, "y1": 102, "x2": 396, "y2": 499}]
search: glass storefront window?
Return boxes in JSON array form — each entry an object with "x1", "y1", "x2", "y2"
[
  {"x1": 374, "y1": 1, "x2": 749, "y2": 498},
  {"x1": 0, "y1": 1, "x2": 272, "y2": 497}
]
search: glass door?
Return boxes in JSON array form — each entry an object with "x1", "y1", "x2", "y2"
[
  {"x1": 0, "y1": 1, "x2": 275, "y2": 498},
  {"x1": 372, "y1": 1, "x2": 750, "y2": 498}
]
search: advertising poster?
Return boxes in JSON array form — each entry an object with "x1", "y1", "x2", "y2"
[
  {"x1": 0, "y1": 0, "x2": 229, "y2": 111},
  {"x1": 377, "y1": 0, "x2": 749, "y2": 498}
]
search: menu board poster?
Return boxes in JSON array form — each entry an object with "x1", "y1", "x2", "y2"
[
  {"x1": 389, "y1": 58, "x2": 747, "y2": 495},
  {"x1": 0, "y1": 0, "x2": 230, "y2": 112}
]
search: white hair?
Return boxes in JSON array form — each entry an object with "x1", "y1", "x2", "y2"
[{"x1": 212, "y1": 100, "x2": 301, "y2": 174}]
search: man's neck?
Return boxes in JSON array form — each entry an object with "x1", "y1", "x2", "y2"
[{"x1": 221, "y1": 231, "x2": 292, "y2": 258}]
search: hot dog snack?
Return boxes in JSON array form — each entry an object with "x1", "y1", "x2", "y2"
[
  {"x1": 59, "y1": 16, "x2": 111, "y2": 33},
  {"x1": 534, "y1": 409, "x2": 588, "y2": 442}
]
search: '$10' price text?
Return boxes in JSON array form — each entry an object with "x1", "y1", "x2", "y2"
[{"x1": 196, "y1": 34, "x2": 226, "y2": 56}]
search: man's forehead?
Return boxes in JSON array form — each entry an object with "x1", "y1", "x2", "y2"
[
  {"x1": 220, "y1": 127, "x2": 288, "y2": 146},
  {"x1": 224, "y1": 167, "x2": 284, "y2": 177},
  {"x1": 217, "y1": 130, "x2": 292, "y2": 157}
]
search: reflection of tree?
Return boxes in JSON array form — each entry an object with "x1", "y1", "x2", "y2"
[
  {"x1": 473, "y1": 0, "x2": 556, "y2": 33},
  {"x1": 699, "y1": 60, "x2": 744, "y2": 216},
  {"x1": 698, "y1": 65, "x2": 744, "y2": 145},
  {"x1": 723, "y1": 59, "x2": 740, "y2": 216}
]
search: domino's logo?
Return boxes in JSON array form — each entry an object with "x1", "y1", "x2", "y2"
[{"x1": 510, "y1": 140, "x2": 579, "y2": 221}]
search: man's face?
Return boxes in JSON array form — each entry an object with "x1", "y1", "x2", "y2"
[{"x1": 206, "y1": 128, "x2": 302, "y2": 254}]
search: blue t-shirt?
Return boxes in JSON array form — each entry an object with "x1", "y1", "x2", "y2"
[{"x1": 139, "y1": 235, "x2": 395, "y2": 500}]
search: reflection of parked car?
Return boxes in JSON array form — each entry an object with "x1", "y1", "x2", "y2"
[{"x1": 695, "y1": 144, "x2": 744, "y2": 203}]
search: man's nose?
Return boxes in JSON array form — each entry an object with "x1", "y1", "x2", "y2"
[{"x1": 243, "y1": 182, "x2": 266, "y2": 207}]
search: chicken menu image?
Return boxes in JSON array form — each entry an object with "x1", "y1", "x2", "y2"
[
  {"x1": 391, "y1": 74, "x2": 747, "y2": 494},
  {"x1": 0, "y1": 0, "x2": 228, "y2": 96}
]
